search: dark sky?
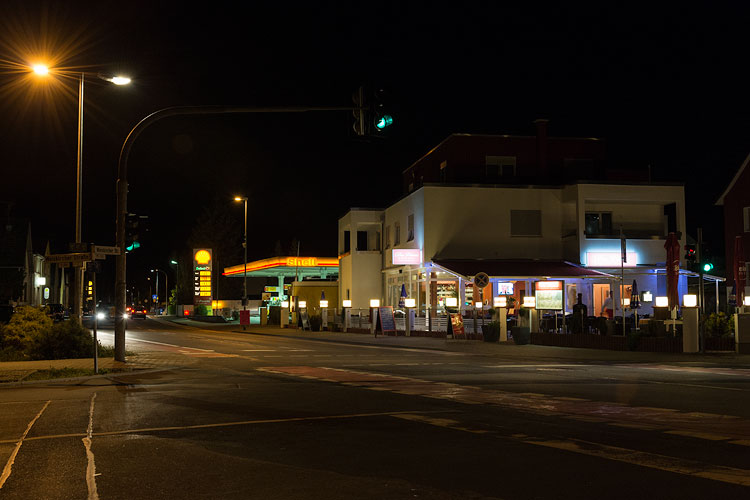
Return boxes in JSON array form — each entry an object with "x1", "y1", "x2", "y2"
[{"x1": 1, "y1": 2, "x2": 748, "y2": 287}]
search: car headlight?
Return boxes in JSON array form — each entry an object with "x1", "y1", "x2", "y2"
[
  {"x1": 123, "y1": 313, "x2": 130, "y2": 319},
  {"x1": 96, "y1": 312, "x2": 106, "y2": 320}
]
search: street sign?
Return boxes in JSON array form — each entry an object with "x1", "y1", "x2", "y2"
[
  {"x1": 474, "y1": 272, "x2": 490, "y2": 289},
  {"x1": 68, "y1": 242, "x2": 89, "y2": 253},
  {"x1": 45, "y1": 252, "x2": 92, "y2": 264},
  {"x1": 92, "y1": 245, "x2": 121, "y2": 256}
]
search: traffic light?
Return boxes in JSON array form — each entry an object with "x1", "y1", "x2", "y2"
[
  {"x1": 352, "y1": 86, "x2": 368, "y2": 137},
  {"x1": 125, "y1": 213, "x2": 148, "y2": 252},
  {"x1": 371, "y1": 87, "x2": 393, "y2": 133},
  {"x1": 703, "y1": 262, "x2": 714, "y2": 272},
  {"x1": 684, "y1": 244, "x2": 696, "y2": 268},
  {"x1": 701, "y1": 245, "x2": 714, "y2": 273}
]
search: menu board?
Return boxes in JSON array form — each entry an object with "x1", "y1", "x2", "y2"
[
  {"x1": 535, "y1": 280, "x2": 563, "y2": 310},
  {"x1": 193, "y1": 248, "x2": 213, "y2": 306},
  {"x1": 378, "y1": 306, "x2": 396, "y2": 333},
  {"x1": 449, "y1": 313, "x2": 465, "y2": 337}
]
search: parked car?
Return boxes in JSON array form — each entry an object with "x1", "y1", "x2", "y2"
[
  {"x1": 45, "y1": 303, "x2": 68, "y2": 322},
  {"x1": 0, "y1": 304, "x2": 14, "y2": 324}
]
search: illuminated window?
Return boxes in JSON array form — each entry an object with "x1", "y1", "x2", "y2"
[{"x1": 407, "y1": 214, "x2": 414, "y2": 241}]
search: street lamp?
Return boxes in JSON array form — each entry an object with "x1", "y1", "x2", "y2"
[
  {"x1": 234, "y1": 196, "x2": 248, "y2": 329},
  {"x1": 30, "y1": 64, "x2": 131, "y2": 321},
  {"x1": 150, "y1": 269, "x2": 168, "y2": 314}
]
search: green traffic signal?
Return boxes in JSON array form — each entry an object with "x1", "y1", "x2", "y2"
[
  {"x1": 375, "y1": 114, "x2": 393, "y2": 130},
  {"x1": 126, "y1": 241, "x2": 141, "y2": 252},
  {"x1": 703, "y1": 262, "x2": 714, "y2": 272}
]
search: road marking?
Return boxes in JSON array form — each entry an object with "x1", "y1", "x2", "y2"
[
  {"x1": 664, "y1": 430, "x2": 731, "y2": 441},
  {"x1": 81, "y1": 393, "x2": 99, "y2": 500},
  {"x1": 644, "y1": 380, "x2": 750, "y2": 392},
  {"x1": 524, "y1": 437, "x2": 750, "y2": 486},
  {"x1": 242, "y1": 349, "x2": 276, "y2": 352},
  {"x1": 259, "y1": 366, "x2": 750, "y2": 441},
  {"x1": 0, "y1": 400, "x2": 50, "y2": 490},
  {"x1": 482, "y1": 364, "x2": 583, "y2": 368},
  {"x1": 617, "y1": 364, "x2": 750, "y2": 377},
  {"x1": 395, "y1": 411, "x2": 750, "y2": 487}
]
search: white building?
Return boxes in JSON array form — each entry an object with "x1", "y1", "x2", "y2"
[{"x1": 338, "y1": 126, "x2": 716, "y2": 326}]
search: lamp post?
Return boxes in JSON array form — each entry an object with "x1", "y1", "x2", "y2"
[
  {"x1": 234, "y1": 196, "x2": 248, "y2": 329},
  {"x1": 150, "y1": 269, "x2": 168, "y2": 315},
  {"x1": 170, "y1": 260, "x2": 179, "y2": 313},
  {"x1": 30, "y1": 64, "x2": 131, "y2": 321}
]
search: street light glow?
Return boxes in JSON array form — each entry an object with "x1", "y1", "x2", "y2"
[
  {"x1": 109, "y1": 76, "x2": 131, "y2": 85},
  {"x1": 32, "y1": 64, "x2": 49, "y2": 76}
]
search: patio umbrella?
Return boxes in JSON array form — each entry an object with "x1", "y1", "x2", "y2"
[
  {"x1": 664, "y1": 232, "x2": 680, "y2": 311},
  {"x1": 630, "y1": 279, "x2": 640, "y2": 331},
  {"x1": 398, "y1": 284, "x2": 406, "y2": 308},
  {"x1": 734, "y1": 236, "x2": 746, "y2": 307}
]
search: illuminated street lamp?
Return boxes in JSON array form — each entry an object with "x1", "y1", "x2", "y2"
[
  {"x1": 30, "y1": 63, "x2": 131, "y2": 321},
  {"x1": 234, "y1": 196, "x2": 248, "y2": 329},
  {"x1": 150, "y1": 269, "x2": 168, "y2": 314}
]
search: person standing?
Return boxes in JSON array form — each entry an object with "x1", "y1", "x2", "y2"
[{"x1": 601, "y1": 291, "x2": 614, "y2": 319}]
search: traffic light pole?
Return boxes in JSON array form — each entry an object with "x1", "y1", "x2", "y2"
[
  {"x1": 115, "y1": 105, "x2": 358, "y2": 361},
  {"x1": 697, "y1": 227, "x2": 704, "y2": 352}
]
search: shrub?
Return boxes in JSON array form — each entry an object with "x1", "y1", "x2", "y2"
[
  {"x1": 1, "y1": 306, "x2": 52, "y2": 351},
  {"x1": 627, "y1": 331, "x2": 641, "y2": 351},
  {"x1": 482, "y1": 321, "x2": 501, "y2": 342},
  {"x1": 26, "y1": 320, "x2": 95, "y2": 360},
  {"x1": 194, "y1": 304, "x2": 209, "y2": 316},
  {"x1": 704, "y1": 312, "x2": 734, "y2": 338}
]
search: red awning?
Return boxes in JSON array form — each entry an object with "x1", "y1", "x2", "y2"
[{"x1": 432, "y1": 259, "x2": 613, "y2": 279}]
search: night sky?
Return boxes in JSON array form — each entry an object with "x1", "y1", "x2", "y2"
[{"x1": 1, "y1": 2, "x2": 748, "y2": 296}]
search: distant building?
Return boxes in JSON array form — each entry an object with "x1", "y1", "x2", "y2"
[
  {"x1": 716, "y1": 152, "x2": 750, "y2": 301},
  {"x1": 0, "y1": 217, "x2": 34, "y2": 305}
]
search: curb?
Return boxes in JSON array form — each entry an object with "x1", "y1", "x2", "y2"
[{"x1": 0, "y1": 366, "x2": 184, "y2": 387}]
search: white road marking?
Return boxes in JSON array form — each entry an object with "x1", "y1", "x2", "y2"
[
  {"x1": 82, "y1": 393, "x2": 99, "y2": 500},
  {"x1": 242, "y1": 349, "x2": 276, "y2": 352},
  {"x1": 0, "y1": 400, "x2": 50, "y2": 490}
]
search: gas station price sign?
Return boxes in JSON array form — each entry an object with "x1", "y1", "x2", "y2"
[{"x1": 193, "y1": 248, "x2": 213, "y2": 306}]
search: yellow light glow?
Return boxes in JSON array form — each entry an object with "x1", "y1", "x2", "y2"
[
  {"x1": 32, "y1": 64, "x2": 49, "y2": 76},
  {"x1": 622, "y1": 298, "x2": 630, "y2": 307},
  {"x1": 298, "y1": 301, "x2": 307, "y2": 308},
  {"x1": 655, "y1": 296, "x2": 669, "y2": 307},
  {"x1": 683, "y1": 294, "x2": 697, "y2": 307},
  {"x1": 370, "y1": 299, "x2": 380, "y2": 307},
  {"x1": 445, "y1": 297, "x2": 458, "y2": 307},
  {"x1": 342, "y1": 300, "x2": 352, "y2": 307},
  {"x1": 493, "y1": 296, "x2": 507, "y2": 307},
  {"x1": 234, "y1": 196, "x2": 243, "y2": 201},
  {"x1": 523, "y1": 296, "x2": 536, "y2": 308},
  {"x1": 475, "y1": 301, "x2": 483, "y2": 309},
  {"x1": 404, "y1": 298, "x2": 415, "y2": 308},
  {"x1": 194, "y1": 250, "x2": 211, "y2": 264},
  {"x1": 281, "y1": 301, "x2": 289, "y2": 308},
  {"x1": 744, "y1": 296, "x2": 750, "y2": 307},
  {"x1": 320, "y1": 300, "x2": 329, "y2": 308}
]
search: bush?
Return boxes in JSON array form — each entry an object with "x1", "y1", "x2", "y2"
[
  {"x1": 0, "y1": 306, "x2": 53, "y2": 351},
  {"x1": 167, "y1": 304, "x2": 176, "y2": 315},
  {"x1": 194, "y1": 304, "x2": 209, "y2": 316},
  {"x1": 704, "y1": 312, "x2": 734, "y2": 338},
  {"x1": 26, "y1": 320, "x2": 96, "y2": 360},
  {"x1": 627, "y1": 331, "x2": 641, "y2": 351}
]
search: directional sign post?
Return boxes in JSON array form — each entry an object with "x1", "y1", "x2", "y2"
[
  {"x1": 474, "y1": 272, "x2": 490, "y2": 333},
  {"x1": 92, "y1": 245, "x2": 121, "y2": 260}
]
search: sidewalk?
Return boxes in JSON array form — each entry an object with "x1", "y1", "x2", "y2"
[{"x1": 165, "y1": 317, "x2": 750, "y2": 367}]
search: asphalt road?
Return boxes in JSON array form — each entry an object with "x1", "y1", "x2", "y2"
[{"x1": 1, "y1": 318, "x2": 749, "y2": 499}]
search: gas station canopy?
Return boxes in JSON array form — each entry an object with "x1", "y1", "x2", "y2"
[{"x1": 223, "y1": 256, "x2": 339, "y2": 279}]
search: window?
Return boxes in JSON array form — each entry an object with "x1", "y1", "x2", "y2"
[
  {"x1": 384, "y1": 226, "x2": 391, "y2": 248},
  {"x1": 407, "y1": 214, "x2": 414, "y2": 241},
  {"x1": 486, "y1": 156, "x2": 516, "y2": 177},
  {"x1": 510, "y1": 210, "x2": 542, "y2": 236},
  {"x1": 585, "y1": 212, "x2": 612, "y2": 236},
  {"x1": 394, "y1": 222, "x2": 401, "y2": 245},
  {"x1": 343, "y1": 231, "x2": 350, "y2": 253},
  {"x1": 356, "y1": 231, "x2": 368, "y2": 251}
]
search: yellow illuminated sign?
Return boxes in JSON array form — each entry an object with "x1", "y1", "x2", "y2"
[{"x1": 194, "y1": 250, "x2": 211, "y2": 264}]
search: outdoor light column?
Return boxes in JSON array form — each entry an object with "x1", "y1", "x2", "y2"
[
  {"x1": 682, "y1": 294, "x2": 699, "y2": 353},
  {"x1": 234, "y1": 197, "x2": 248, "y2": 329},
  {"x1": 151, "y1": 269, "x2": 168, "y2": 314}
]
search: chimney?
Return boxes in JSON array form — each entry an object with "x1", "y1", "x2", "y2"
[{"x1": 534, "y1": 118, "x2": 549, "y2": 175}]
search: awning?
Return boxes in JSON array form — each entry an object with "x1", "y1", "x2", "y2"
[
  {"x1": 432, "y1": 259, "x2": 614, "y2": 280},
  {"x1": 223, "y1": 256, "x2": 338, "y2": 278}
]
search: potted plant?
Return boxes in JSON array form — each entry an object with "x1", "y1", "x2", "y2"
[
  {"x1": 482, "y1": 320, "x2": 501, "y2": 342},
  {"x1": 511, "y1": 308, "x2": 531, "y2": 345},
  {"x1": 309, "y1": 315, "x2": 322, "y2": 332}
]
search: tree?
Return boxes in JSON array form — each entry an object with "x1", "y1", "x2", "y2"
[{"x1": 0, "y1": 267, "x2": 25, "y2": 304}]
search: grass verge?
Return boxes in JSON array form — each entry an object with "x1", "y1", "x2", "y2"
[{"x1": 22, "y1": 367, "x2": 135, "y2": 381}]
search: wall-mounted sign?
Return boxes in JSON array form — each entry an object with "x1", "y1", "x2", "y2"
[
  {"x1": 43, "y1": 287, "x2": 50, "y2": 300},
  {"x1": 264, "y1": 286, "x2": 279, "y2": 293},
  {"x1": 497, "y1": 282, "x2": 514, "y2": 295},
  {"x1": 586, "y1": 252, "x2": 637, "y2": 267},
  {"x1": 392, "y1": 248, "x2": 422, "y2": 265},
  {"x1": 193, "y1": 248, "x2": 213, "y2": 306},
  {"x1": 535, "y1": 281, "x2": 563, "y2": 310}
]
